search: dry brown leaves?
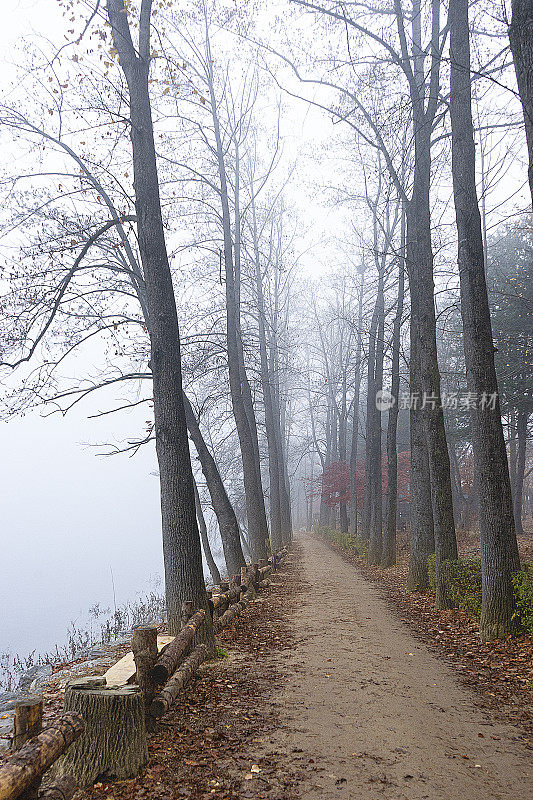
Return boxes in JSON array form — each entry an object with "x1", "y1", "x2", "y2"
[{"x1": 73, "y1": 562, "x2": 303, "y2": 800}]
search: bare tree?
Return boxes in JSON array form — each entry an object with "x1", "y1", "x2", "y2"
[
  {"x1": 107, "y1": 0, "x2": 214, "y2": 643},
  {"x1": 448, "y1": 0, "x2": 520, "y2": 638}
]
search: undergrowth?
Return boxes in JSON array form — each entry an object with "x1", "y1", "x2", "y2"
[
  {"x1": 428, "y1": 555, "x2": 533, "y2": 634},
  {"x1": 316, "y1": 525, "x2": 369, "y2": 558},
  {"x1": 0, "y1": 590, "x2": 166, "y2": 692}
]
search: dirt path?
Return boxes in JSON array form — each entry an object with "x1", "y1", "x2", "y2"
[{"x1": 267, "y1": 533, "x2": 532, "y2": 799}]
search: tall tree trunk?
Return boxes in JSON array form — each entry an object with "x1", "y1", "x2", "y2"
[
  {"x1": 368, "y1": 269, "x2": 385, "y2": 564},
  {"x1": 272, "y1": 255, "x2": 294, "y2": 545},
  {"x1": 407, "y1": 137, "x2": 458, "y2": 604},
  {"x1": 396, "y1": 0, "x2": 457, "y2": 603},
  {"x1": 514, "y1": 409, "x2": 529, "y2": 537},
  {"x1": 193, "y1": 476, "x2": 221, "y2": 586},
  {"x1": 349, "y1": 270, "x2": 365, "y2": 535},
  {"x1": 205, "y1": 49, "x2": 269, "y2": 561},
  {"x1": 338, "y1": 368, "x2": 349, "y2": 533},
  {"x1": 362, "y1": 294, "x2": 379, "y2": 542},
  {"x1": 320, "y1": 401, "x2": 335, "y2": 528},
  {"x1": 107, "y1": 0, "x2": 213, "y2": 645},
  {"x1": 406, "y1": 265, "x2": 435, "y2": 590},
  {"x1": 251, "y1": 198, "x2": 283, "y2": 551},
  {"x1": 509, "y1": 409, "x2": 518, "y2": 491},
  {"x1": 382, "y1": 217, "x2": 405, "y2": 567},
  {"x1": 509, "y1": 0, "x2": 533, "y2": 207},
  {"x1": 449, "y1": 0, "x2": 520, "y2": 639},
  {"x1": 183, "y1": 394, "x2": 246, "y2": 577},
  {"x1": 233, "y1": 143, "x2": 267, "y2": 539}
]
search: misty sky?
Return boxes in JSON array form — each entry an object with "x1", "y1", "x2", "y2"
[{"x1": 0, "y1": 1, "x2": 165, "y2": 662}]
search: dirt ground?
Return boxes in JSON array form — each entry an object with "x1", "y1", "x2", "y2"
[
  {"x1": 70, "y1": 532, "x2": 532, "y2": 800},
  {"x1": 262, "y1": 532, "x2": 532, "y2": 799}
]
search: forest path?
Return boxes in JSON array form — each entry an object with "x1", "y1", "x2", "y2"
[{"x1": 268, "y1": 532, "x2": 531, "y2": 799}]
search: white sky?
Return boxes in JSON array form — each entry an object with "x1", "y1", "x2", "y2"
[{"x1": 0, "y1": 0, "x2": 166, "y2": 663}]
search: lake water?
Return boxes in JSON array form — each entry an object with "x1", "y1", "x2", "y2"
[{"x1": 0, "y1": 404, "x2": 223, "y2": 688}]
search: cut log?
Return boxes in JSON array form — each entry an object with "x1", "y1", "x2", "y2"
[
  {"x1": 241, "y1": 585, "x2": 256, "y2": 603},
  {"x1": 212, "y1": 586, "x2": 242, "y2": 611},
  {"x1": 39, "y1": 775, "x2": 77, "y2": 800},
  {"x1": 257, "y1": 580, "x2": 270, "y2": 588},
  {"x1": 0, "y1": 714, "x2": 84, "y2": 800},
  {"x1": 149, "y1": 644, "x2": 208, "y2": 719},
  {"x1": 12, "y1": 698, "x2": 43, "y2": 751},
  {"x1": 54, "y1": 680, "x2": 147, "y2": 788},
  {"x1": 131, "y1": 625, "x2": 158, "y2": 712},
  {"x1": 258, "y1": 565, "x2": 272, "y2": 579},
  {"x1": 151, "y1": 610, "x2": 206, "y2": 685},
  {"x1": 213, "y1": 600, "x2": 245, "y2": 634}
]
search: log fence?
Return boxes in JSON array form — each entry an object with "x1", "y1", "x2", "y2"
[{"x1": 0, "y1": 547, "x2": 290, "y2": 798}]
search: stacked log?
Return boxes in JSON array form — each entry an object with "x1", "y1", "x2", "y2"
[
  {"x1": 151, "y1": 610, "x2": 206, "y2": 685},
  {"x1": 213, "y1": 600, "x2": 245, "y2": 634},
  {"x1": 150, "y1": 645, "x2": 208, "y2": 719},
  {"x1": 0, "y1": 714, "x2": 84, "y2": 800}
]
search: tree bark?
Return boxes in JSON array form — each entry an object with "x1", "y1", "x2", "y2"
[
  {"x1": 338, "y1": 359, "x2": 349, "y2": 534},
  {"x1": 382, "y1": 215, "x2": 405, "y2": 567},
  {"x1": 131, "y1": 625, "x2": 158, "y2": 716},
  {"x1": 362, "y1": 291, "x2": 379, "y2": 543},
  {"x1": 509, "y1": 0, "x2": 533, "y2": 206},
  {"x1": 150, "y1": 644, "x2": 208, "y2": 719},
  {"x1": 251, "y1": 198, "x2": 283, "y2": 551},
  {"x1": 106, "y1": 0, "x2": 214, "y2": 640},
  {"x1": 12, "y1": 699, "x2": 43, "y2": 752},
  {"x1": 406, "y1": 265, "x2": 435, "y2": 590},
  {"x1": 151, "y1": 609, "x2": 206, "y2": 685},
  {"x1": 368, "y1": 269, "x2": 385, "y2": 565},
  {"x1": 393, "y1": 0, "x2": 457, "y2": 601},
  {"x1": 56, "y1": 680, "x2": 146, "y2": 787},
  {"x1": 39, "y1": 776, "x2": 77, "y2": 800},
  {"x1": 270, "y1": 250, "x2": 293, "y2": 544},
  {"x1": 449, "y1": 0, "x2": 521, "y2": 638}
]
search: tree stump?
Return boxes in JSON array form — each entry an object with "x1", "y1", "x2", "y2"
[
  {"x1": 12, "y1": 698, "x2": 43, "y2": 751},
  {"x1": 55, "y1": 678, "x2": 147, "y2": 788}
]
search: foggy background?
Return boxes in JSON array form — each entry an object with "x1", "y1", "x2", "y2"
[{"x1": 0, "y1": 0, "x2": 340, "y2": 668}]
